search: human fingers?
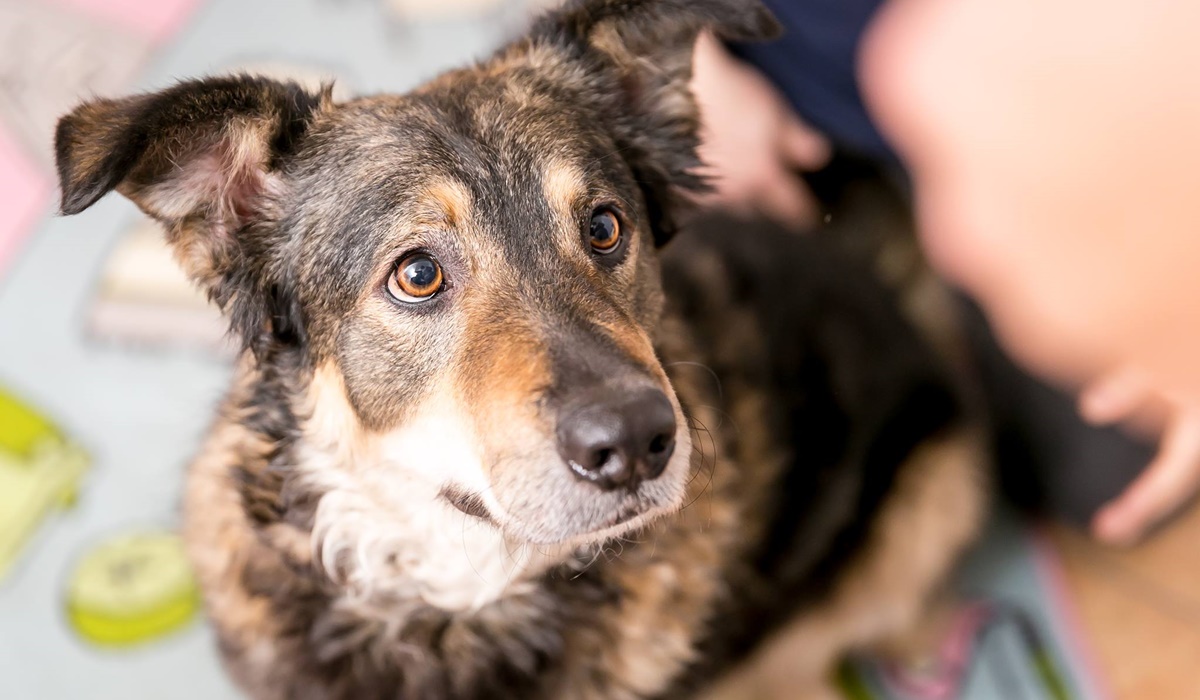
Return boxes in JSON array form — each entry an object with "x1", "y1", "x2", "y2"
[
  {"x1": 1078, "y1": 368, "x2": 1152, "y2": 426},
  {"x1": 1092, "y1": 408, "x2": 1200, "y2": 545}
]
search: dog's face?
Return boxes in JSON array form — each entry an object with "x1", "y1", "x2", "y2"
[
  {"x1": 291, "y1": 80, "x2": 691, "y2": 545},
  {"x1": 55, "y1": 0, "x2": 778, "y2": 547}
]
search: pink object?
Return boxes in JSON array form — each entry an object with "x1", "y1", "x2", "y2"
[
  {"x1": 0, "y1": 126, "x2": 51, "y2": 274},
  {"x1": 880, "y1": 602, "x2": 994, "y2": 700},
  {"x1": 1030, "y1": 525, "x2": 1115, "y2": 700},
  {"x1": 49, "y1": 0, "x2": 204, "y2": 44}
]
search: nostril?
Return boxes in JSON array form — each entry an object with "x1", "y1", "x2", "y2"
[
  {"x1": 592, "y1": 447, "x2": 614, "y2": 470},
  {"x1": 639, "y1": 429, "x2": 675, "y2": 483}
]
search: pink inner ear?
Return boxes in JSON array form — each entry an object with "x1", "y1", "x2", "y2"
[
  {"x1": 136, "y1": 132, "x2": 285, "y2": 288},
  {"x1": 140, "y1": 132, "x2": 276, "y2": 232},
  {"x1": 224, "y1": 160, "x2": 272, "y2": 226},
  {"x1": 210, "y1": 131, "x2": 278, "y2": 230}
]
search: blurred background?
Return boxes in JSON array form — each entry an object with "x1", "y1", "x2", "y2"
[{"x1": 0, "y1": 1, "x2": 1196, "y2": 698}]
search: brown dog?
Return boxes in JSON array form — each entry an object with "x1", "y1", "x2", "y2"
[{"x1": 54, "y1": 1, "x2": 983, "y2": 697}]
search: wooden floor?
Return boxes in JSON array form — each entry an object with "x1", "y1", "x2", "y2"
[{"x1": 1047, "y1": 502, "x2": 1200, "y2": 699}]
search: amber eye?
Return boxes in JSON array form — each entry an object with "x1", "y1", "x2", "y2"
[
  {"x1": 588, "y1": 208, "x2": 622, "y2": 254},
  {"x1": 388, "y1": 252, "x2": 444, "y2": 303}
]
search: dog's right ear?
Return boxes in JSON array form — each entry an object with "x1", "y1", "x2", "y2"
[
  {"x1": 528, "y1": 0, "x2": 781, "y2": 245},
  {"x1": 55, "y1": 75, "x2": 328, "y2": 298}
]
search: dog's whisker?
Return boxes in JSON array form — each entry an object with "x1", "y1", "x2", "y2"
[
  {"x1": 499, "y1": 542, "x2": 529, "y2": 587},
  {"x1": 664, "y1": 361, "x2": 724, "y2": 400},
  {"x1": 681, "y1": 467, "x2": 717, "y2": 513},
  {"x1": 576, "y1": 142, "x2": 643, "y2": 172},
  {"x1": 570, "y1": 544, "x2": 605, "y2": 580},
  {"x1": 679, "y1": 413, "x2": 719, "y2": 514},
  {"x1": 688, "y1": 403, "x2": 742, "y2": 434},
  {"x1": 460, "y1": 512, "x2": 491, "y2": 586},
  {"x1": 682, "y1": 413, "x2": 718, "y2": 489}
]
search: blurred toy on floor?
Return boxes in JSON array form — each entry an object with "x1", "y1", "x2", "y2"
[
  {"x1": 66, "y1": 529, "x2": 200, "y2": 647},
  {"x1": 0, "y1": 386, "x2": 89, "y2": 582}
]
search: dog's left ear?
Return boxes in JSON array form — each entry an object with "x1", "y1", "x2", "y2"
[{"x1": 530, "y1": 0, "x2": 781, "y2": 244}]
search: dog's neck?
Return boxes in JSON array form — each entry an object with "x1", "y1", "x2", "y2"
[{"x1": 282, "y1": 363, "x2": 577, "y2": 613}]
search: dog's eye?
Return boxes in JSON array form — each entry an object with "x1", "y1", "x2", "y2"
[
  {"x1": 388, "y1": 253, "x2": 444, "y2": 303},
  {"x1": 588, "y1": 208, "x2": 622, "y2": 255}
]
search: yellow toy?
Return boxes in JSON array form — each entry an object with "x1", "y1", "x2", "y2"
[
  {"x1": 0, "y1": 387, "x2": 89, "y2": 581},
  {"x1": 66, "y1": 530, "x2": 200, "y2": 646}
]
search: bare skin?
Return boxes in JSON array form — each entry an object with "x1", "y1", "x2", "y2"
[
  {"x1": 860, "y1": 0, "x2": 1200, "y2": 545},
  {"x1": 692, "y1": 0, "x2": 1200, "y2": 544},
  {"x1": 691, "y1": 32, "x2": 829, "y2": 229}
]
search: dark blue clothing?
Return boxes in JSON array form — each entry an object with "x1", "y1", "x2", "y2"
[{"x1": 730, "y1": 0, "x2": 892, "y2": 162}]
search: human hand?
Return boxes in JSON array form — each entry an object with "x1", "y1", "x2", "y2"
[
  {"x1": 1079, "y1": 369, "x2": 1200, "y2": 545},
  {"x1": 861, "y1": 0, "x2": 1200, "y2": 395},
  {"x1": 690, "y1": 32, "x2": 830, "y2": 229}
]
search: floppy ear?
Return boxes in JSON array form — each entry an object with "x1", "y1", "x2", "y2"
[
  {"x1": 55, "y1": 75, "x2": 328, "y2": 349},
  {"x1": 531, "y1": 0, "x2": 781, "y2": 244}
]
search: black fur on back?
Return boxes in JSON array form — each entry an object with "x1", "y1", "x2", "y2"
[{"x1": 659, "y1": 212, "x2": 960, "y2": 692}]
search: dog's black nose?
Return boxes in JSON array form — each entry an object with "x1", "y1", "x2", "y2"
[{"x1": 557, "y1": 388, "x2": 677, "y2": 491}]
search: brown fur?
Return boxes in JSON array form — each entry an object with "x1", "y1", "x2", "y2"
[{"x1": 55, "y1": 1, "x2": 985, "y2": 697}]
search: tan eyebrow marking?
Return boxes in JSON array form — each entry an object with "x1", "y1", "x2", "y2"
[
  {"x1": 420, "y1": 178, "x2": 474, "y2": 229},
  {"x1": 541, "y1": 158, "x2": 586, "y2": 219}
]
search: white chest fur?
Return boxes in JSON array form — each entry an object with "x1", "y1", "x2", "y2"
[
  {"x1": 296, "y1": 375, "x2": 569, "y2": 612},
  {"x1": 307, "y1": 463, "x2": 562, "y2": 611}
]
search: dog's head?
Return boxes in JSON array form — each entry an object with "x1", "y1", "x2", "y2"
[{"x1": 55, "y1": 0, "x2": 778, "y2": 548}]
